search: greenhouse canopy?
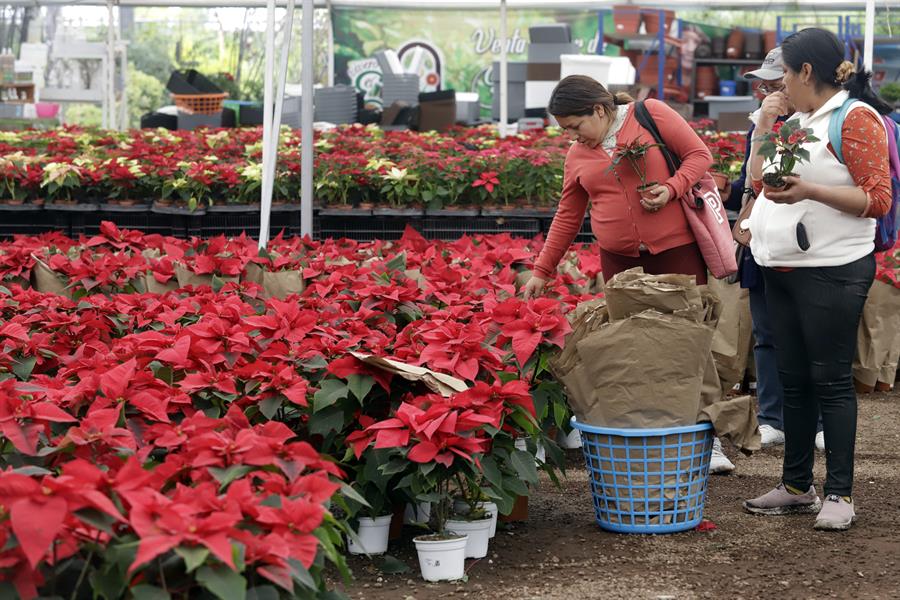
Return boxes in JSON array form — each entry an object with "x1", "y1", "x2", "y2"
[{"x1": 29, "y1": 0, "x2": 888, "y2": 242}]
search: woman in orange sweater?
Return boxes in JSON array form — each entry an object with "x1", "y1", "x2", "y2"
[
  {"x1": 523, "y1": 75, "x2": 714, "y2": 296},
  {"x1": 523, "y1": 77, "x2": 736, "y2": 473}
]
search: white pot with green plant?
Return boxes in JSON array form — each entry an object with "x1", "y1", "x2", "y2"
[
  {"x1": 447, "y1": 475, "x2": 494, "y2": 556},
  {"x1": 344, "y1": 447, "x2": 397, "y2": 556},
  {"x1": 347, "y1": 514, "x2": 393, "y2": 555}
]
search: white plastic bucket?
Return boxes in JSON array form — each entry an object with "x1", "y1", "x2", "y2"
[
  {"x1": 414, "y1": 534, "x2": 468, "y2": 582},
  {"x1": 347, "y1": 515, "x2": 392, "y2": 555},
  {"x1": 446, "y1": 517, "x2": 492, "y2": 559},
  {"x1": 452, "y1": 500, "x2": 498, "y2": 538}
]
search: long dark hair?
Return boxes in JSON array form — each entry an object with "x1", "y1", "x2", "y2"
[
  {"x1": 548, "y1": 75, "x2": 633, "y2": 118},
  {"x1": 781, "y1": 27, "x2": 892, "y2": 115}
]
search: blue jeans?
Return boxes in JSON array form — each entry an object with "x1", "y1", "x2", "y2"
[
  {"x1": 749, "y1": 276, "x2": 785, "y2": 430},
  {"x1": 750, "y1": 275, "x2": 824, "y2": 433}
]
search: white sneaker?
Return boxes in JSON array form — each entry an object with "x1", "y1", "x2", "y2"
[
  {"x1": 759, "y1": 424, "x2": 786, "y2": 448},
  {"x1": 815, "y1": 431, "x2": 825, "y2": 452},
  {"x1": 710, "y1": 437, "x2": 735, "y2": 474}
]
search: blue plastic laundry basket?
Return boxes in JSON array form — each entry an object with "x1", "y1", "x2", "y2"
[{"x1": 571, "y1": 417, "x2": 714, "y2": 534}]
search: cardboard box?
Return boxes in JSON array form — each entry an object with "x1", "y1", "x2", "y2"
[
  {"x1": 526, "y1": 62, "x2": 561, "y2": 81},
  {"x1": 417, "y1": 95, "x2": 456, "y2": 131},
  {"x1": 716, "y1": 111, "x2": 752, "y2": 132},
  {"x1": 177, "y1": 111, "x2": 223, "y2": 130},
  {"x1": 491, "y1": 61, "x2": 529, "y2": 82},
  {"x1": 525, "y1": 81, "x2": 557, "y2": 109},
  {"x1": 455, "y1": 92, "x2": 480, "y2": 123},
  {"x1": 492, "y1": 83, "x2": 526, "y2": 121},
  {"x1": 527, "y1": 43, "x2": 580, "y2": 63},
  {"x1": 529, "y1": 23, "x2": 572, "y2": 43}
]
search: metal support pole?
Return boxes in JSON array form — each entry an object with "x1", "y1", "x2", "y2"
[
  {"x1": 300, "y1": 0, "x2": 314, "y2": 237},
  {"x1": 498, "y1": 0, "x2": 508, "y2": 138}
]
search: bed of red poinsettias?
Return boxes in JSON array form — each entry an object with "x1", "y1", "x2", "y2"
[{"x1": 0, "y1": 223, "x2": 600, "y2": 598}]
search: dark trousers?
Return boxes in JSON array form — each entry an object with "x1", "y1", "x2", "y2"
[
  {"x1": 750, "y1": 276, "x2": 823, "y2": 433},
  {"x1": 600, "y1": 243, "x2": 708, "y2": 285},
  {"x1": 762, "y1": 254, "x2": 875, "y2": 497}
]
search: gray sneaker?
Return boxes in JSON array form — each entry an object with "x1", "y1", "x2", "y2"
[
  {"x1": 743, "y1": 483, "x2": 822, "y2": 516},
  {"x1": 814, "y1": 495, "x2": 856, "y2": 531}
]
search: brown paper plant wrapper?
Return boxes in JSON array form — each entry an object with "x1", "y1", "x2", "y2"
[
  {"x1": 243, "y1": 263, "x2": 265, "y2": 286},
  {"x1": 349, "y1": 351, "x2": 468, "y2": 397},
  {"x1": 174, "y1": 264, "x2": 240, "y2": 289},
  {"x1": 574, "y1": 310, "x2": 715, "y2": 429},
  {"x1": 853, "y1": 279, "x2": 900, "y2": 389},
  {"x1": 706, "y1": 277, "x2": 754, "y2": 393},
  {"x1": 550, "y1": 267, "x2": 759, "y2": 449},
  {"x1": 603, "y1": 267, "x2": 704, "y2": 322},
  {"x1": 144, "y1": 274, "x2": 179, "y2": 295},
  {"x1": 30, "y1": 255, "x2": 69, "y2": 297}
]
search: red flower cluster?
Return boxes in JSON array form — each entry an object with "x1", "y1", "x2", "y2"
[{"x1": 0, "y1": 223, "x2": 603, "y2": 596}]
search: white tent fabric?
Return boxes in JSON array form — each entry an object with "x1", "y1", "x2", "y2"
[{"x1": 60, "y1": 0, "x2": 889, "y2": 243}]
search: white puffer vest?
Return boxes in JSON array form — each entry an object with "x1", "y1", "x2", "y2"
[{"x1": 749, "y1": 90, "x2": 880, "y2": 267}]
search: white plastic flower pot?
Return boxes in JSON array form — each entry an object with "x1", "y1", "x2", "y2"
[
  {"x1": 446, "y1": 516, "x2": 492, "y2": 558},
  {"x1": 347, "y1": 515, "x2": 392, "y2": 555},
  {"x1": 404, "y1": 501, "x2": 431, "y2": 525},
  {"x1": 559, "y1": 428, "x2": 583, "y2": 449},
  {"x1": 414, "y1": 534, "x2": 468, "y2": 582},
  {"x1": 452, "y1": 500, "x2": 498, "y2": 538}
]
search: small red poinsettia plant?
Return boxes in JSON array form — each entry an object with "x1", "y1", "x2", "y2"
[{"x1": 346, "y1": 379, "x2": 542, "y2": 534}]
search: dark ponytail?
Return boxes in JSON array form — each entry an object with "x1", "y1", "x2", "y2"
[
  {"x1": 548, "y1": 75, "x2": 632, "y2": 119},
  {"x1": 844, "y1": 69, "x2": 892, "y2": 115},
  {"x1": 782, "y1": 27, "x2": 892, "y2": 115}
]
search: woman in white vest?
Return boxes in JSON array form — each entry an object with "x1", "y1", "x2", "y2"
[{"x1": 741, "y1": 27, "x2": 893, "y2": 531}]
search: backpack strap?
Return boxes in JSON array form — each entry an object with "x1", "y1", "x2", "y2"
[
  {"x1": 827, "y1": 97, "x2": 856, "y2": 164},
  {"x1": 633, "y1": 100, "x2": 680, "y2": 176}
]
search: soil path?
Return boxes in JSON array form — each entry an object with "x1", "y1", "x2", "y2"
[{"x1": 338, "y1": 390, "x2": 900, "y2": 600}]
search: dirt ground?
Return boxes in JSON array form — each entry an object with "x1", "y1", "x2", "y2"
[{"x1": 337, "y1": 388, "x2": 900, "y2": 600}]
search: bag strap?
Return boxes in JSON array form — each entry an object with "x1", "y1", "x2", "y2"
[
  {"x1": 633, "y1": 100, "x2": 680, "y2": 176},
  {"x1": 827, "y1": 97, "x2": 855, "y2": 164},
  {"x1": 881, "y1": 114, "x2": 900, "y2": 179}
]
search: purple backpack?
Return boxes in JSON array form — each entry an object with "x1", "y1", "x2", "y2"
[{"x1": 828, "y1": 98, "x2": 900, "y2": 252}]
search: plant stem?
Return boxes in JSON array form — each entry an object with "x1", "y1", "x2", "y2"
[
  {"x1": 70, "y1": 548, "x2": 95, "y2": 600},
  {"x1": 159, "y1": 556, "x2": 168, "y2": 591}
]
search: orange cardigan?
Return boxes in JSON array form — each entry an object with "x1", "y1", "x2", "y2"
[{"x1": 533, "y1": 99, "x2": 713, "y2": 279}]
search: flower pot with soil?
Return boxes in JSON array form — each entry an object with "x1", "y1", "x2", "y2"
[
  {"x1": 347, "y1": 515, "x2": 393, "y2": 555},
  {"x1": 755, "y1": 118, "x2": 818, "y2": 197},
  {"x1": 453, "y1": 499, "x2": 499, "y2": 538}
]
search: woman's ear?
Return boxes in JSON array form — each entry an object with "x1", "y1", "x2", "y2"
[{"x1": 801, "y1": 63, "x2": 814, "y2": 85}]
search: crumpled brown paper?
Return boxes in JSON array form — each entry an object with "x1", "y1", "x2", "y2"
[
  {"x1": 552, "y1": 267, "x2": 759, "y2": 449},
  {"x1": 853, "y1": 279, "x2": 900, "y2": 388},
  {"x1": 349, "y1": 351, "x2": 468, "y2": 397},
  {"x1": 30, "y1": 255, "x2": 68, "y2": 296},
  {"x1": 174, "y1": 264, "x2": 239, "y2": 289}
]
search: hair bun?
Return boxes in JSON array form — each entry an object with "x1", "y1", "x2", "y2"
[{"x1": 835, "y1": 60, "x2": 856, "y2": 84}]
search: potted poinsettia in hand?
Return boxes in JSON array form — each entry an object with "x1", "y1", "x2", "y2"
[
  {"x1": 609, "y1": 139, "x2": 661, "y2": 201},
  {"x1": 756, "y1": 119, "x2": 819, "y2": 195}
]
